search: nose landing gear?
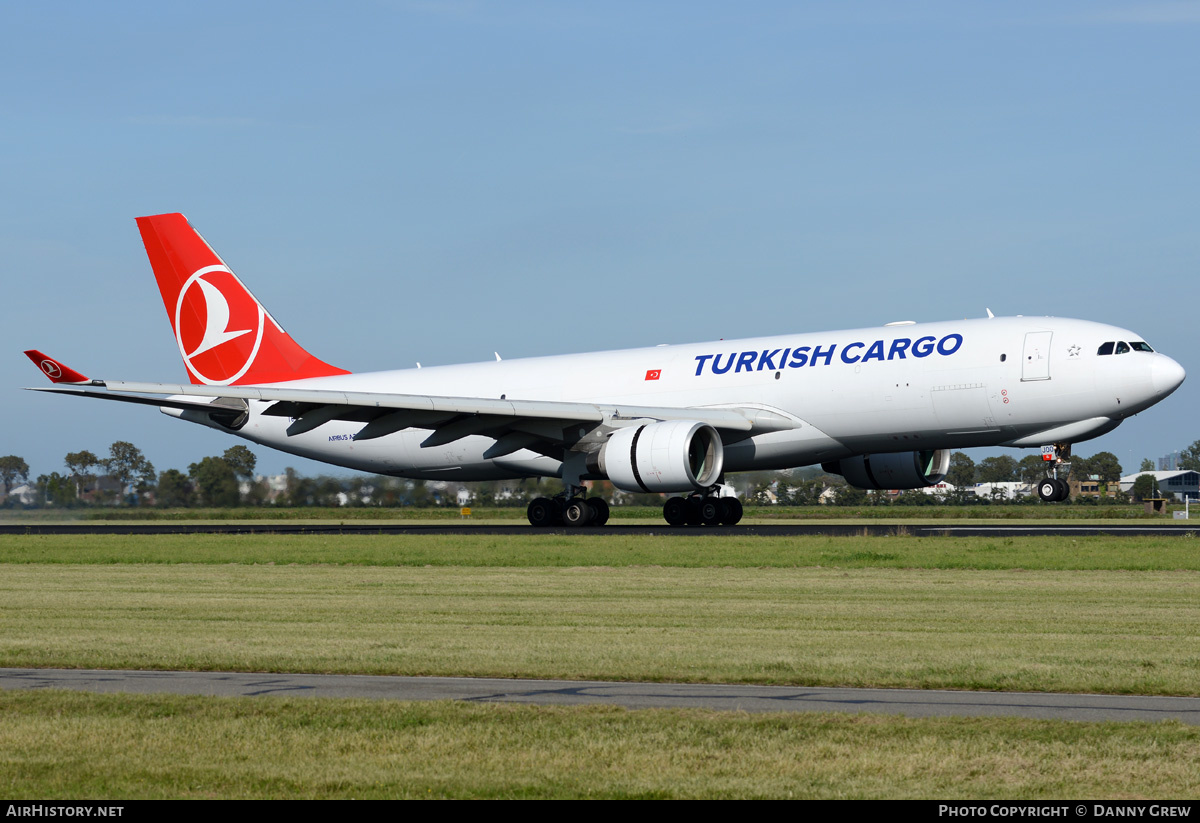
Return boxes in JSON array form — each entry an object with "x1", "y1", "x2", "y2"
[
  {"x1": 1036, "y1": 477, "x2": 1070, "y2": 502},
  {"x1": 1036, "y1": 442, "x2": 1073, "y2": 502}
]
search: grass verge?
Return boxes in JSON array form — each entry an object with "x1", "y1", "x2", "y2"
[
  {"x1": 4, "y1": 532, "x2": 1200, "y2": 569},
  {"x1": 4, "y1": 530, "x2": 1199, "y2": 798},
  {"x1": 3, "y1": 564, "x2": 1199, "y2": 694},
  {"x1": 2, "y1": 690, "x2": 1198, "y2": 799}
]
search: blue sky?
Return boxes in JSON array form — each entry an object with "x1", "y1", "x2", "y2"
[{"x1": 3, "y1": 1, "x2": 1197, "y2": 481}]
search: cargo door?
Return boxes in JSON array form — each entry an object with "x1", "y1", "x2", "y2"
[{"x1": 1022, "y1": 331, "x2": 1052, "y2": 381}]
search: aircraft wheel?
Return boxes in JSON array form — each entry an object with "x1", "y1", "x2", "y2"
[
  {"x1": 720, "y1": 498, "x2": 744, "y2": 526},
  {"x1": 1037, "y1": 479, "x2": 1058, "y2": 502},
  {"x1": 1054, "y1": 478, "x2": 1071, "y2": 502},
  {"x1": 587, "y1": 497, "x2": 610, "y2": 526},
  {"x1": 527, "y1": 497, "x2": 558, "y2": 526},
  {"x1": 563, "y1": 498, "x2": 594, "y2": 527},
  {"x1": 685, "y1": 496, "x2": 704, "y2": 526},
  {"x1": 699, "y1": 498, "x2": 722, "y2": 526},
  {"x1": 715, "y1": 498, "x2": 732, "y2": 524},
  {"x1": 663, "y1": 496, "x2": 688, "y2": 526}
]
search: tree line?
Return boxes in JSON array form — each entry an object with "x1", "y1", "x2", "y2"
[
  {"x1": 0, "y1": 442, "x2": 258, "y2": 508},
  {"x1": 3, "y1": 440, "x2": 1198, "y2": 509},
  {"x1": 0, "y1": 441, "x2": 553, "y2": 509}
]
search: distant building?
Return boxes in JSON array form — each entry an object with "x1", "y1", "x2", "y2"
[
  {"x1": 3, "y1": 484, "x2": 38, "y2": 506},
  {"x1": 974, "y1": 481, "x2": 1034, "y2": 501},
  {"x1": 1070, "y1": 475, "x2": 1119, "y2": 499},
  {"x1": 241, "y1": 474, "x2": 289, "y2": 503},
  {"x1": 1119, "y1": 471, "x2": 1199, "y2": 500},
  {"x1": 1158, "y1": 452, "x2": 1182, "y2": 471}
]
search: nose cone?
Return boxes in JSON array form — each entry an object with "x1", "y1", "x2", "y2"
[{"x1": 1152, "y1": 355, "x2": 1186, "y2": 397}]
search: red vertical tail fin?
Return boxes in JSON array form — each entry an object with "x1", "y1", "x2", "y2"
[{"x1": 136, "y1": 213, "x2": 350, "y2": 386}]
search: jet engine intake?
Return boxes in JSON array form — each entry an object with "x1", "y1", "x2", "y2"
[
  {"x1": 824, "y1": 449, "x2": 950, "y2": 490},
  {"x1": 596, "y1": 420, "x2": 724, "y2": 493}
]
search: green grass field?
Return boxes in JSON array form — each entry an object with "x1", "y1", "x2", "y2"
[
  {"x1": 2, "y1": 531, "x2": 1198, "y2": 798},
  {"x1": 4, "y1": 691, "x2": 1198, "y2": 799}
]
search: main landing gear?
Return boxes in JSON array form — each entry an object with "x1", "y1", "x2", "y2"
[
  {"x1": 525, "y1": 450, "x2": 743, "y2": 527},
  {"x1": 662, "y1": 493, "x2": 743, "y2": 526},
  {"x1": 526, "y1": 491, "x2": 744, "y2": 527},
  {"x1": 527, "y1": 491, "x2": 610, "y2": 527}
]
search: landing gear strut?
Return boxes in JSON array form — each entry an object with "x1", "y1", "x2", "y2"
[{"x1": 662, "y1": 491, "x2": 743, "y2": 526}]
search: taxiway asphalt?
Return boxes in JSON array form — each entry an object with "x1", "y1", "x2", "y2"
[{"x1": 3, "y1": 668, "x2": 1198, "y2": 724}]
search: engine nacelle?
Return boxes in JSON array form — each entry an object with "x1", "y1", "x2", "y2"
[
  {"x1": 596, "y1": 420, "x2": 724, "y2": 493},
  {"x1": 824, "y1": 449, "x2": 950, "y2": 490}
]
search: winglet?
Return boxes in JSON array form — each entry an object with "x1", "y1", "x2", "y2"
[{"x1": 23, "y1": 350, "x2": 91, "y2": 384}]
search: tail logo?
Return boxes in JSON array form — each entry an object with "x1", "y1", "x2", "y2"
[
  {"x1": 40, "y1": 360, "x2": 62, "y2": 379},
  {"x1": 175, "y1": 265, "x2": 265, "y2": 385}
]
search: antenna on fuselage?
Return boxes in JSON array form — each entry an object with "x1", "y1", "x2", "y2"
[{"x1": 986, "y1": 308, "x2": 995, "y2": 319}]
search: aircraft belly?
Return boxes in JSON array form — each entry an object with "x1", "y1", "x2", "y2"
[{"x1": 723, "y1": 425, "x2": 848, "y2": 473}]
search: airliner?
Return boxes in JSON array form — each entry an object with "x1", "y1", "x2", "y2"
[{"x1": 24, "y1": 213, "x2": 1186, "y2": 526}]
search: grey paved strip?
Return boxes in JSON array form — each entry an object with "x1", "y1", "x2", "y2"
[
  {"x1": 2, "y1": 523, "x2": 1198, "y2": 537},
  {"x1": 3, "y1": 668, "x2": 1198, "y2": 724}
]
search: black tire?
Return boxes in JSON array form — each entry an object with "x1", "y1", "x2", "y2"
[
  {"x1": 1054, "y1": 478, "x2": 1071, "y2": 502},
  {"x1": 586, "y1": 497, "x2": 610, "y2": 527},
  {"x1": 527, "y1": 497, "x2": 558, "y2": 526},
  {"x1": 685, "y1": 496, "x2": 704, "y2": 526},
  {"x1": 563, "y1": 498, "x2": 593, "y2": 527},
  {"x1": 721, "y1": 497, "x2": 744, "y2": 525},
  {"x1": 715, "y1": 498, "x2": 732, "y2": 524},
  {"x1": 699, "y1": 498, "x2": 721, "y2": 526},
  {"x1": 663, "y1": 496, "x2": 688, "y2": 526},
  {"x1": 1037, "y1": 479, "x2": 1058, "y2": 502}
]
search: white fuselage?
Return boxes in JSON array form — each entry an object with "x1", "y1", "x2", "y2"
[{"x1": 172, "y1": 316, "x2": 1184, "y2": 481}]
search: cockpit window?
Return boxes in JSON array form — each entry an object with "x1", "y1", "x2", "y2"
[
  {"x1": 1115, "y1": 341, "x2": 1130, "y2": 354},
  {"x1": 1097, "y1": 342, "x2": 1114, "y2": 356},
  {"x1": 1131, "y1": 341, "x2": 1154, "y2": 352}
]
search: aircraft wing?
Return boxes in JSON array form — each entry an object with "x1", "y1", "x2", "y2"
[
  {"x1": 28, "y1": 377, "x2": 797, "y2": 456},
  {"x1": 23, "y1": 350, "x2": 254, "y2": 416}
]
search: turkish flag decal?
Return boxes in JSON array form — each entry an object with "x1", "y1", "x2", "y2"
[{"x1": 645, "y1": 369, "x2": 661, "y2": 380}]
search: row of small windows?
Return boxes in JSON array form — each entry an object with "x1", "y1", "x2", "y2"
[{"x1": 1097, "y1": 341, "x2": 1154, "y2": 356}]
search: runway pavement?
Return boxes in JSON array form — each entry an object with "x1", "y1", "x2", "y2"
[
  {"x1": 3, "y1": 522, "x2": 1199, "y2": 536},
  {"x1": 3, "y1": 668, "x2": 1198, "y2": 724}
]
